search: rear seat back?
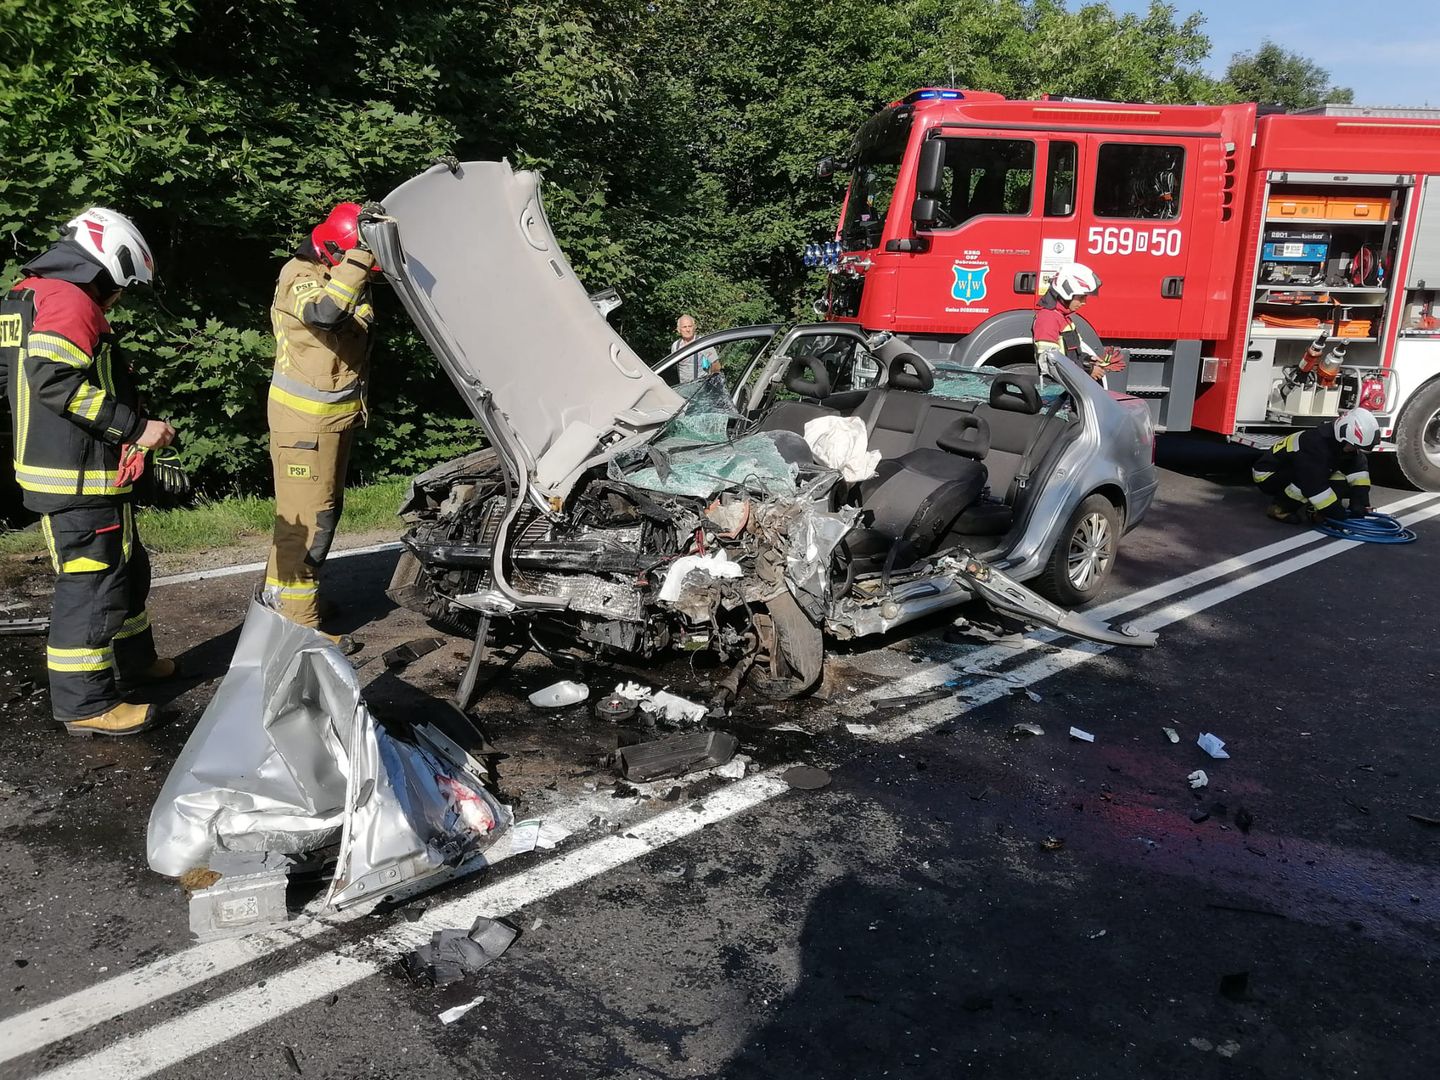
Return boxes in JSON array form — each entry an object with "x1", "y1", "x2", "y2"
[{"x1": 972, "y1": 373, "x2": 1067, "y2": 501}]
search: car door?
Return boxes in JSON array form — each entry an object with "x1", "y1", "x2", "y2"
[{"x1": 1075, "y1": 135, "x2": 1199, "y2": 339}]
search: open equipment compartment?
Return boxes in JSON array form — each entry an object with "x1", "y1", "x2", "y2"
[{"x1": 1236, "y1": 173, "x2": 1406, "y2": 426}]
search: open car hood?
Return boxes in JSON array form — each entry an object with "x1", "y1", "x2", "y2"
[{"x1": 370, "y1": 161, "x2": 684, "y2": 501}]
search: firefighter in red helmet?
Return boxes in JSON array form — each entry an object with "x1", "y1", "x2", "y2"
[{"x1": 263, "y1": 202, "x2": 378, "y2": 640}]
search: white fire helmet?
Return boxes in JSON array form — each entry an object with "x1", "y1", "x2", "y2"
[
  {"x1": 1334, "y1": 408, "x2": 1379, "y2": 448},
  {"x1": 63, "y1": 207, "x2": 155, "y2": 289},
  {"x1": 1050, "y1": 262, "x2": 1101, "y2": 302}
]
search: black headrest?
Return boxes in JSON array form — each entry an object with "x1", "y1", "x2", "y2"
[
  {"x1": 988, "y1": 373, "x2": 1041, "y2": 414},
  {"x1": 937, "y1": 412, "x2": 990, "y2": 460},
  {"x1": 783, "y1": 356, "x2": 831, "y2": 400},
  {"x1": 888, "y1": 351, "x2": 934, "y2": 392}
]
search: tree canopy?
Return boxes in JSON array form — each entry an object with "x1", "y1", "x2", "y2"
[
  {"x1": 0, "y1": 0, "x2": 1357, "y2": 496},
  {"x1": 1223, "y1": 40, "x2": 1354, "y2": 111}
]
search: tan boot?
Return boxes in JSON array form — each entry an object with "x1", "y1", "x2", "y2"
[
  {"x1": 63, "y1": 701, "x2": 158, "y2": 738},
  {"x1": 118, "y1": 657, "x2": 180, "y2": 690},
  {"x1": 321, "y1": 632, "x2": 363, "y2": 657}
]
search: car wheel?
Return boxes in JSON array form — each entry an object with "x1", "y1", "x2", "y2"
[
  {"x1": 1395, "y1": 379, "x2": 1440, "y2": 491},
  {"x1": 1038, "y1": 494, "x2": 1120, "y2": 606}
]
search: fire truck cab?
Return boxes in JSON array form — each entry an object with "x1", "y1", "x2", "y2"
[{"x1": 818, "y1": 88, "x2": 1440, "y2": 489}]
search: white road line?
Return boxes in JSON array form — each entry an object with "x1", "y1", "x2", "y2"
[
  {"x1": 6, "y1": 493, "x2": 1437, "y2": 1075},
  {"x1": 149, "y1": 541, "x2": 401, "y2": 589}
]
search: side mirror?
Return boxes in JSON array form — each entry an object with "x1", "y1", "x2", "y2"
[
  {"x1": 915, "y1": 138, "x2": 946, "y2": 197},
  {"x1": 816, "y1": 156, "x2": 837, "y2": 179},
  {"x1": 912, "y1": 197, "x2": 940, "y2": 231}
]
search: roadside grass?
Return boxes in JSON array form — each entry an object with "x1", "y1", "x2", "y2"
[{"x1": 0, "y1": 477, "x2": 409, "y2": 557}]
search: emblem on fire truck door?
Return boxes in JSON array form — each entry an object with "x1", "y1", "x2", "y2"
[{"x1": 950, "y1": 262, "x2": 990, "y2": 303}]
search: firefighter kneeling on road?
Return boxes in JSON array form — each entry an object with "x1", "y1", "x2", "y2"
[
  {"x1": 1253, "y1": 408, "x2": 1377, "y2": 524},
  {"x1": 1032, "y1": 262, "x2": 1126, "y2": 384},
  {"x1": 1, "y1": 209, "x2": 179, "y2": 736},
  {"x1": 263, "y1": 202, "x2": 379, "y2": 644}
]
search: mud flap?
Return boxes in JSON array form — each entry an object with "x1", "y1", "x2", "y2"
[{"x1": 946, "y1": 556, "x2": 1157, "y2": 648}]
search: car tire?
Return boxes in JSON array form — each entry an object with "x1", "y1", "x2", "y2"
[
  {"x1": 1037, "y1": 494, "x2": 1120, "y2": 607},
  {"x1": 1395, "y1": 378, "x2": 1440, "y2": 492}
]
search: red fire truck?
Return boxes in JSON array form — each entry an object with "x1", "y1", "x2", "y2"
[{"x1": 817, "y1": 88, "x2": 1440, "y2": 489}]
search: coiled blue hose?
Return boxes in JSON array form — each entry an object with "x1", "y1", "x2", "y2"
[{"x1": 1313, "y1": 511, "x2": 1417, "y2": 544}]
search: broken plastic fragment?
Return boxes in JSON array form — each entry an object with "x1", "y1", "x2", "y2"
[
  {"x1": 1011, "y1": 722, "x2": 1044, "y2": 738},
  {"x1": 439, "y1": 995, "x2": 486, "y2": 1025},
  {"x1": 1068, "y1": 726, "x2": 1095, "y2": 743},
  {"x1": 406, "y1": 917, "x2": 517, "y2": 986},
  {"x1": 781, "y1": 765, "x2": 831, "y2": 790},
  {"x1": 713, "y1": 756, "x2": 748, "y2": 780},
  {"x1": 1162, "y1": 727, "x2": 1180, "y2": 744},
  {"x1": 529, "y1": 680, "x2": 589, "y2": 709},
  {"x1": 509, "y1": 818, "x2": 572, "y2": 855},
  {"x1": 845, "y1": 723, "x2": 878, "y2": 736},
  {"x1": 1188, "y1": 769, "x2": 1209, "y2": 789},
  {"x1": 657, "y1": 550, "x2": 743, "y2": 602},
  {"x1": 613, "y1": 730, "x2": 739, "y2": 782},
  {"x1": 1197, "y1": 732, "x2": 1230, "y2": 759}
]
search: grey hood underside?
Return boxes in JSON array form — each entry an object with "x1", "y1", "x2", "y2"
[{"x1": 371, "y1": 161, "x2": 683, "y2": 502}]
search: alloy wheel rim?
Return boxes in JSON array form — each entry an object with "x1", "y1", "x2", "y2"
[{"x1": 1067, "y1": 512, "x2": 1113, "y2": 591}]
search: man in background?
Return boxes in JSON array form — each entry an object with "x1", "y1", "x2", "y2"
[{"x1": 671, "y1": 313, "x2": 720, "y2": 384}]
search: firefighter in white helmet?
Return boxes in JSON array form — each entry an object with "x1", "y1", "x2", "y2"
[
  {"x1": 1032, "y1": 263, "x2": 1125, "y2": 383},
  {"x1": 1, "y1": 208, "x2": 179, "y2": 737},
  {"x1": 1252, "y1": 408, "x2": 1377, "y2": 523}
]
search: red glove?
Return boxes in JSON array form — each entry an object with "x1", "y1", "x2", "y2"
[
  {"x1": 115, "y1": 444, "x2": 148, "y2": 488},
  {"x1": 1098, "y1": 346, "x2": 1128, "y2": 372}
]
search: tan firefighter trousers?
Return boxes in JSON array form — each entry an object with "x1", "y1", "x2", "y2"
[{"x1": 264, "y1": 430, "x2": 353, "y2": 627}]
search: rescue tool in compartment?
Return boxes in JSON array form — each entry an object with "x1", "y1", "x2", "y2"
[
  {"x1": 808, "y1": 90, "x2": 1440, "y2": 491},
  {"x1": 365, "y1": 160, "x2": 1158, "y2": 707}
]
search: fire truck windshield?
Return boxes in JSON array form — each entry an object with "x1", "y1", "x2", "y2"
[{"x1": 840, "y1": 105, "x2": 913, "y2": 251}]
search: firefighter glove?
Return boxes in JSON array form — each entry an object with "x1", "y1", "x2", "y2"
[
  {"x1": 1316, "y1": 501, "x2": 1347, "y2": 522},
  {"x1": 1348, "y1": 492, "x2": 1370, "y2": 516},
  {"x1": 115, "y1": 445, "x2": 147, "y2": 488},
  {"x1": 150, "y1": 448, "x2": 192, "y2": 500}
]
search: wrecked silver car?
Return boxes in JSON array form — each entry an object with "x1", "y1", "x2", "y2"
[{"x1": 367, "y1": 161, "x2": 1156, "y2": 701}]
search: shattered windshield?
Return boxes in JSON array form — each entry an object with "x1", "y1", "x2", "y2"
[{"x1": 610, "y1": 372, "x2": 810, "y2": 497}]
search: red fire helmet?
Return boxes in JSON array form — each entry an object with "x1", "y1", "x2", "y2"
[{"x1": 310, "y1": 202, "x2": 364, "y2": 267}]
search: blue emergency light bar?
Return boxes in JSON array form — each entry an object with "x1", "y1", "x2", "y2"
[{"x1": 906, "y1": 88, "x2": 964, "y2": 102}]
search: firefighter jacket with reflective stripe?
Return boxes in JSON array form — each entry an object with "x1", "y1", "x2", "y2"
[
  {"x1": 2, "y1": 278, "x2": 147, "y2": 513},
  {"x1": 1033, "y1": 298, "x2": 1098, "y2": 373},
  {"x1": 1257, "y1": 426, "x2": 1371, "y2": 511},
  {"x1": 267, "y1": 251, "x2": 376, "y2": 433}
]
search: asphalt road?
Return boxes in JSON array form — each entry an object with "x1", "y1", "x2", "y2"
[{"x1": 2, "y1": 441, "x2": 1438, "y2": 1080}]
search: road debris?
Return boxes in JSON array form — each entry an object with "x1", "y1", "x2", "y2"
[
  {"x1": 148, "y1": 600, "x2": 511, "y2": 922},
  {"x1": 1039, "y1": 836, "x2": 1065, "y2": 851},
  {"x1": 1235, "y1": 807, "x2": 1255, "y2": 834},
  {"x1": 0, "y1": 616, "x2": 49, "y2": 637},
  {"x1": 439, "y1": 994, "x2": 486, "y2": 1025},
  {"x1": 613, "y1": 682, "x2": 708, "y2": 725},
  {"x1": 1189, "y1": 806, "x2": 1210, "y2": 823},
  {"x1": 1162, "y1": 726, "x2": 1180, "y2": 744},
  {"x1": 282, "y1": 1044, "x2": 303, "y2": 1075},
  {"x1": 1197, "y1": 732, "x2": 1230, "y2": 759},
  {"x1": 380, "y1": 636, "x2": 445, "y2": 670},
  {"x1": 713, "y1": 756, "x2": 749, "y2": 779},
  {"x1": 613, "y1": 730, "x2": 739, "y2": 782},
  {"x1": 876, "y1": 688, "x2": 954, "y2": 709},
  {"x1": 1087, "y1": 928, "x2": 1107, "y2": 939},
  {"x1": 1188, "y1": 769, "x2": 1209, "y2": 789},
  {"x1": 781, "y1": 765, "x2": 831, "y2": 790},
  {"x1": 509, "y1": 818, "x2": 572, "y2": 854},
  {"x1": 594, "y1": 694, "x2": 638, "y2": 722},
  {"x1": 528, "y1": 680, "x2": 590, "y2": 709},
  {"x1": 845, "y1": 723, "x2": 878, "y2": 735},
  {"x1": 1011, "y1": 722, "x2": 1044, "y2": 738},
  {"x1": 1406, "y1": 812, "x2": 1440, "y2": 826},
  {"x1": 1068, "y1": 726, "x2": 1095, "y2": 743},
  {"x1": 405, "y1": 917, "x2": 517, "y2": 986},
  {"x1": 1024, "y1": 688, "x2": 1043, "y2": 703}
]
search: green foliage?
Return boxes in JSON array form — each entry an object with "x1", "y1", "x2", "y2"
[
  {"x1": 0, "y1": 0, "x2": 1350, "y2": 500},
  {"x1": 1222, "y1": 41, "x2": 1353, "y2": 111}
]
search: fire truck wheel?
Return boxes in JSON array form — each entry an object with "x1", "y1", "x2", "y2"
[
  {"x1": 1395, "y1": 379, "x2": 1440, "y2": 492},
  {"x1": 1038, "y1": 494, "x2": 1120, "y2": 606}
]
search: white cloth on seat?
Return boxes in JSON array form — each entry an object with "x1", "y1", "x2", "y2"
[{"x1": 802, "y1": 415, "x2": 881, "y2": 482}]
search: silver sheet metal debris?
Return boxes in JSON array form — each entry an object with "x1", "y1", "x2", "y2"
[{"x1": 147, "y1": 600, "x2": 510, "y2": 937}]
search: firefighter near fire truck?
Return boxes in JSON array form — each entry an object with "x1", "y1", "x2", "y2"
[
  {"x1": 1252, "y1": 408, "x2": 1377, "y2": 524},
  {"x1": 263, "y1": 201, "x2": 379, "y2": 636},
  {"x1": 1032, "y1": 263, "x2": 1127, "y2": 383},
  {"x1": 1, "y1": 208, "x2": 180, "y2": 737}
]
